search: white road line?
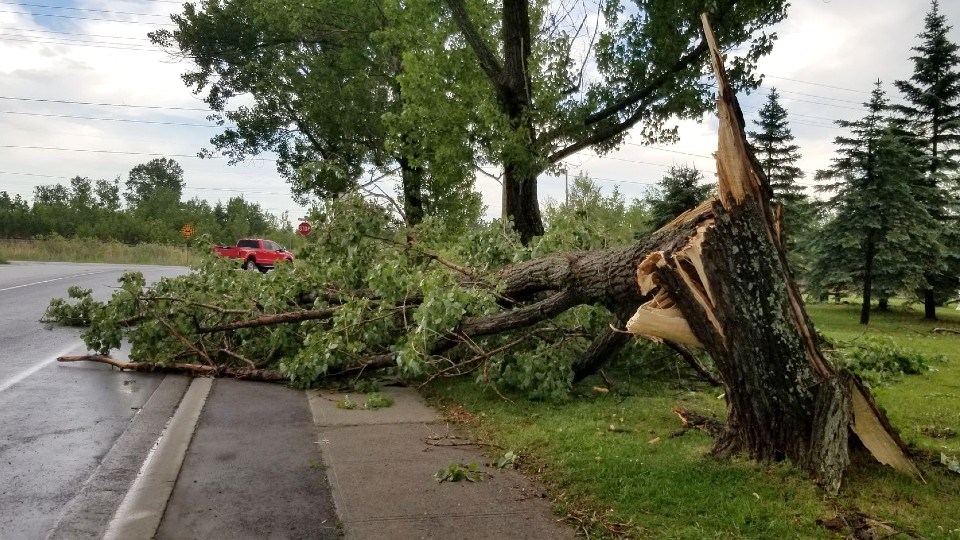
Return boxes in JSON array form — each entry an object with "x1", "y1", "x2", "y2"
[
  {"x1": 0, "y1": 271, "x2": 112, "y2": 293},
  {"x1": 0, "y1": 344, "x2": 81, "y2": 393}
]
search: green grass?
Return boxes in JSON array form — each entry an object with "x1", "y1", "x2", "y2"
[
  {"x1": 0, "y1": 237, "x2": 196, "y2": 266},
  {"x1": 423, "y1": 303, "x2": 960, "y2": 539}
]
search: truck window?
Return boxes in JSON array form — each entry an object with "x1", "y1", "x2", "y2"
[
  {"x1": 264, "y1": 241, "x2": 278, "y2": 251},
  {"x1": 237, "y1": 239, "x2": 259, "y2": 248}
]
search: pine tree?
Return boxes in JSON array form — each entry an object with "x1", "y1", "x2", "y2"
[
  {"x1": 645, "y1": 165, "x2": 715, "y2": 230},
  {"x1": 812, "y1": 83, "x2": 941, "y2": 325},
  {"x1": 894, "y1": 0, "x2": 960, "y2": 318},
  {"x1": 748, "y1": 88, "x2": 815, "y2": 279}
]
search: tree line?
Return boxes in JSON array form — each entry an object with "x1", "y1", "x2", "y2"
[{"x1": 0, "y1": 157, "x2": 292, "y2": 245}]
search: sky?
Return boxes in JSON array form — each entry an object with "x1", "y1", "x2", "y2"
[{"x1": 1, "y1": 0, "x2": 959, "y2": 225}]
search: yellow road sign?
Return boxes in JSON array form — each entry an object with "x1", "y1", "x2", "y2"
[{"x1": 180, "y1": 224, "x2": 196, "y2": 239}]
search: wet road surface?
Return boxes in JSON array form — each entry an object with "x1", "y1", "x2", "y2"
[{"x1": 0, "y1": 262, "x2": 186, "y2": 539}]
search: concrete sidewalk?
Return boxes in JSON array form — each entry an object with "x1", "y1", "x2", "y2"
[
  {"x1": 48, "y1": 378, "x2": 573, "y2": 539},
  {"x1": 308, "y1": 386, "x2": 575, "y2": 540}
]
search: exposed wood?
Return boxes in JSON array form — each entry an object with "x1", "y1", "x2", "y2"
[
  {"x1": 619, "y1": 14, "x2": 920, "y2": 483},
  {"x1": 849, "y1": 379, "x2": 923, "y2": 480}
]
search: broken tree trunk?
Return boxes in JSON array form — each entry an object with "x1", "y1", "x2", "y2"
[{"x1": 623, "y1": 15, "x2": 920, "y2": 490}]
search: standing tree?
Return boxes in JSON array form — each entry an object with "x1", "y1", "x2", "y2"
[
  {"x1": 644, "y1": 164, "x2": 714, "y2": 229},
  {"x1": 812, "y1": 83, "x2": 941, "y2": 325},
  {"x1": 894, "y1": 0, "x2": 960, "y2": 318},
  {"x1": 150, "y1": 0, "x2": 483, "y2": 231},
  {"x1": 440, "y1": 0, "x2": 788, "y2": 242},
  {"x1": 153, "y1": 0, "x2": 789, "y2": 243},
  {"x1": 747, "y1": 88, "x2": 815, "y2": 277},
  {"x1": 125, "y1": 158, "x2": 185, "y2": 210}
]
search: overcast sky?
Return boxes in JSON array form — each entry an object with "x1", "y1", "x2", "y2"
[{"x1": 1, "y1": 0, "x2": 958, "y2": 224}]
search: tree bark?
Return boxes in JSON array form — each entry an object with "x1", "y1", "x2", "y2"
[
  {"x1": 444, "y1": 0, "x2": 545, "y2": 243},
  {"x1": 398, "y1": 153, "x2": 425, "y2": 228},
  {"x1": 860, "y1": 233, "x2": 876, "y2": 325},
  {"x1": 621, "y1": 15, "x2": 920, "y2": 486}
]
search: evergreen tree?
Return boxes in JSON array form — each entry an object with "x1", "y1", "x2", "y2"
[
  {"x1": 894, "y1": 0, "x2": 960, "y2": 318},
  {"x1": 645, "y1": 165, "x2": 714, "y2": 230},
  {"x1": 812, "y1": 83, "x2": 941, "y2": 324},
  {"x1": 747, "y1": 88, "x2": 816, "y2": 279}
]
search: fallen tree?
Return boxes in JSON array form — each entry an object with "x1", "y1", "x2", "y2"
[{"x1": 46, "y1": 16, "x2": 919, "y2": 490}]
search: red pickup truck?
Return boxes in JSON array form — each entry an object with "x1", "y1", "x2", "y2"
[{"x1": 213, "y1": 238, "x2": 294, "y2": 272}]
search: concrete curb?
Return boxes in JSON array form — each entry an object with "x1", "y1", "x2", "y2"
[
  {"x1": 102, "y1": 377, "x2": 213, "y2": 540},
  {"x1": 46, "y1": 375, "x2": 190, "y2": 540}
]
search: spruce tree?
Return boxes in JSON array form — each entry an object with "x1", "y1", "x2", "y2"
[
  {"x1": 894, "y1": 0, "x2": 960, "y2": 318},
  {"x1": 812, "y1": 83, "x2": 941, "y2": 324},
  {"x1": 748, "y1": 88, "x2": 815, "y2": 279},
  {"x1": 645, "y1": 165, "x2": 715, "y2": 230}
]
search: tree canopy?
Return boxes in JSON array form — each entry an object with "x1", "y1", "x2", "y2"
[
  {"x1": 152, "y1": 0, "x2": 789, "y2": 241},
  {"x1": 812, "y1": 83, "x2": 942, "y2": 324}
]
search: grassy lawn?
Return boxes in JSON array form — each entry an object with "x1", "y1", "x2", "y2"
[
  {"x1": 0, "y1": 237, "x2": 197, "y2": 266},
  {"x1": 423, "y1": 303, "x2": 960, "y2": 539}
]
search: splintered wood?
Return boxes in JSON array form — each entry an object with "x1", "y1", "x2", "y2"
[
  {"x1": 626, "y1": 221, "x2": 722, "y2": 348},
  {"x1": 625, "y1": 12, "x2": 921, "y2": 482}
]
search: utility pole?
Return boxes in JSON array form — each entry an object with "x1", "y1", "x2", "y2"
[{"x1": 564, "y1": 170, "x2": 569, "y2": 205}]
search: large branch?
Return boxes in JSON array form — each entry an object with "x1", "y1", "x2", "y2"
[
  {"x1": 444, "y1": 0, "x2": 505, "y2": 88},
  {"x1": 545, "y1": 41, "x2": 708, "y2": 164}
]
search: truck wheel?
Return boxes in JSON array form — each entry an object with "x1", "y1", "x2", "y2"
[{"x1": 243, "y1": 259, "x2": 259, "y2": 272}]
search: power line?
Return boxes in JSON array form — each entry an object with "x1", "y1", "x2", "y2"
[
  {"x1": 0, "y1": 95, "x2": 209, "y2": 112},
  {"x1": 0, "y1": 144, "x2": 229, "y2": 160},
  {"x1": 0, "y1": 35, "x2": 161, "y2": 52},
  {"x1": 0, "y1": 1, "x2": 170, "y2": 18},
  {"x1": 0, "y1": 171, "x2": 292, "y2": 196},
  {"x1": 0, "y1": 26, "x2": 147, "y2": 41},
  {"x1": 0, "y1": 110, "x2": 220, "y2": 128},
  {"x1": 766, "y1": 87, "x2": 865, "y2": 106},
  {"x1": 623, "y1": 143, "x2": 712, "y2": 159},
  {"x1": 0, "y1": 8, "x2": 175, "y2": 26},
  {"x1": 0, "y1": 144, "x2": 278, "y2": 163},
  {"x1": 764, "y1": 75, "x2": 871, "y2": 95}
]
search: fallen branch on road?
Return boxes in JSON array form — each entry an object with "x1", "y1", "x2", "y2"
[{"x1": 57, "y1": 354, "x2": 289, "y2": 382}]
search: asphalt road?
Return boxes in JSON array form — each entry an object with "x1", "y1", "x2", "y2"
[{"x1": 0, "y1": 261, "x2": 187, "y2": 539}]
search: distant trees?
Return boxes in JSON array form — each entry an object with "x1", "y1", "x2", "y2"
[
  {"x1": 811, "y1": 84, "x2": 941, "y2": 324},
  {"x1": 893, "y1": 0, "x2": 960, "y2": 318},
  {"x1": 644, "y1": 165, "x2": 714, "y2": 230},
  {"x1": 0, "y1": 159, "x2": 289, "y2": 245}
]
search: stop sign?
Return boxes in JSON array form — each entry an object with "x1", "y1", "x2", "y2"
[{"x1": 297, "y1": 221, "x2": 312, "y2": 235}]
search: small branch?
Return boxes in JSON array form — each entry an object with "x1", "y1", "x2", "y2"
[
  {"x1": 217, "y1": 348, "x2": 257, "y2": 369},
  {"x1": 159, "y1": 318, "x2": 213, "y2": 365},
  {"x1": 198, "y1": 307, "x2": 340, "y2": 334},
  {"x1": 672, "y1": 407, "x2": 724, "y2": 438},
  {"x1": 663, "y1": 340, "x2": 722, "y2": 386},
  {"x1": 933, "y1": 327, "x2": 960, "y2": 335},
  {"x1": 57, "y1": 355, "x2": 288, "y2": 381}
]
